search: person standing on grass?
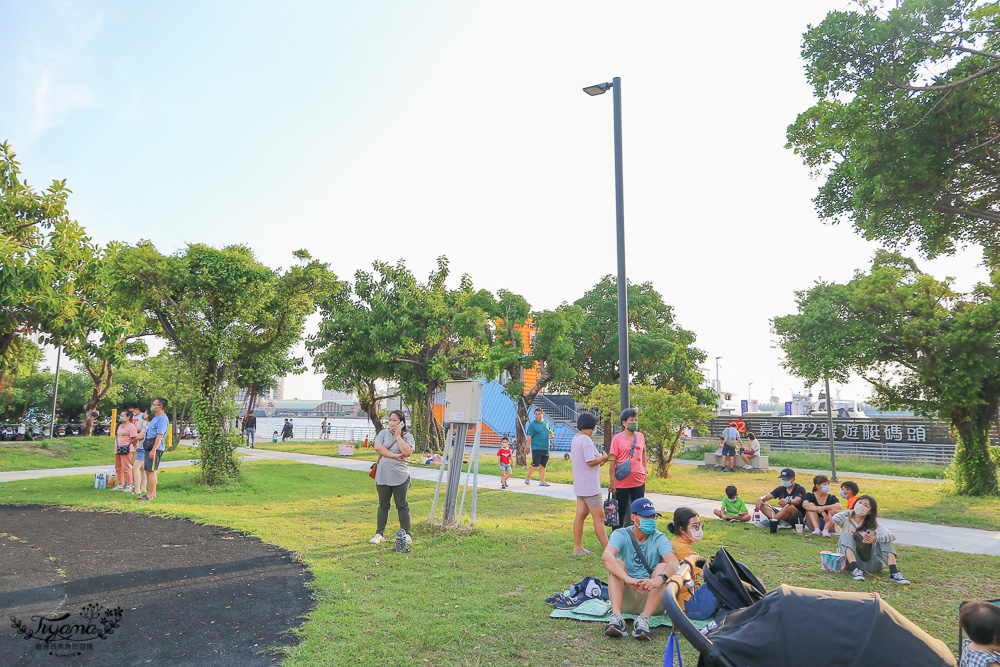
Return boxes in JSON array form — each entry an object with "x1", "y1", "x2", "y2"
[
  {"x1": 601, "y1": 498, "x2": 679, "y2": 641},
  {"x1": 720, "y1": 422, "x2": 742, "y2": 472},
  {"x1": 113, "y1": 410, "x2": 137, "y2": 492},
  {"x1": 831, "y1": 495, "x2": 910, "y2": 584},
  {"x1": 369, "y1": 410, "x2": 415, "y2": 545},
  {"x1": 496, "y1": 437, "x2": 514, "y2": 489},
  {"x1": 131, "y1": 407, "x2": 149, "y2": 496},
  {"x1": 140, "y1": 398, "x2": 170, "y2": 501},
  {"x1": 608, "y1": 409, "x2": 648, "y2": 529},
  {"x1": 244, "y1": 413, "x2": 256, "y2": 448},
  {"x1": 570, "y1": 412, "x2": 610, "y2": 556},
  {"x1": 524, "y1": 408, "x2": 553, "y2": 487},
  {"x1": 802, "y1": 474, "x2": 842, "y2": 537}
]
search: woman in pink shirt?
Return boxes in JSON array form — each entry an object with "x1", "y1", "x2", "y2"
[
  {"x1": 608, "y1": 408, "x2": 647, "y2": 529},
  {"x1": 113, "y1": 411, "x2": 138, "y2": 491}
]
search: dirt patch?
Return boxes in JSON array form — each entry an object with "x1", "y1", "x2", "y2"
[{"x1": 1, "y1": 504, "x2": 313, "y2": 666}]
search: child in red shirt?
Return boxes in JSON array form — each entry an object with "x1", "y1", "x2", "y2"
[{"x1": 497, "y1": 437, "x2": 514, "y2": 489}]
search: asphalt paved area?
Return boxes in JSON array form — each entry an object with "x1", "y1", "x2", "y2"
[{"x1": 1, "y1": 504, "x2": 312, "y2": 666}]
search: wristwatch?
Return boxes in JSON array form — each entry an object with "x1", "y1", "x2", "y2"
[{"x1": 660, "y1": 573, "x2": 670, "y2": 584}]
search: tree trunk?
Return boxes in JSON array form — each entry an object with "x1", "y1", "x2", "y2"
[
  {"x1": 602, "y1": 418, "x2": 613, "y2": 451},
  {"x1": 659, "y1": 426, "x2": 685, "y2": 478},
  {"x1": 515, "y1": 397, "x2": 530, "y2": 466},
  {"x1": 195, "y1": 365, "x2": 241, "y2": 485},
  {"x1": 952, "y1": 408, "x2": 1000, "y2": 496}
]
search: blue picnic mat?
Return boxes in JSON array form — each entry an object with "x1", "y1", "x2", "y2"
[{"x1": 549, "y1": 598, "x2": 712, "y2": 630}]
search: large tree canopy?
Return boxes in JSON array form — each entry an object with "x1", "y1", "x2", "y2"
[
  {"x1": 111, "y1": 243, "x2": 333, "y2": 484},
  {"x1": 787, "y1": 0, "x2": 1000, "y2": 262},
  {"x1": 774, "y1": 251, "x2": 1000, "y2": 495}
]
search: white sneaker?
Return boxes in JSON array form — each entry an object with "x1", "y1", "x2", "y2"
[
  {"x1": 744, "y1": 465, "x2": 754, "y2": 470},
  {"x1": 368, "y1": 534, "x2": 384, "y2": 544},
  {"x1": 404, "y1": 534, "x2": 413, "y2": 544}
]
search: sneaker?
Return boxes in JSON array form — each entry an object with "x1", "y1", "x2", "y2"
[
  {"x1": 111, "y1": 484, "x2": 125, "y2": 491},
  {"x1": 778, "y1": 520, "x2": 793, "y2": 529},
  {"x1": 744, "y1": 465, "x2": 754, "y2": 470},
  {"x1": 368, "y1": 534, "x2": 384, "y2": 544},
  {"x1": 756, "y1": 517, "x2": 771, "y2": 528},
  {"x1": 604, "y1": 613, "x2": 626, "y2": 638},
  {"x1": 123, "y1": 485, "x2": 133, "y2": 493},
  {"x1": 713, "y1": 464, "x2": 723, "y2": 469},
  {"x1": 852, "y1": 567, "x2": 866, "y2": 581},
  {"x1": 890, "y1": 572, "x2": 910, "y2": 585},
  {"x1": 404, "y1": 534, "x2": 413, "y2": 545},
  {"x1": 632, "y1": 614, "x2": 652, "y2": 641}
]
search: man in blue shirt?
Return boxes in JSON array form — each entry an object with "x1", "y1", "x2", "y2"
[
  {"x1": 720, "y1": 422, "x2": 743, "y2": 472},
  {"x1": 601, "y1": 498, "x2": 679, "y2": 641},
  {"x1": 141, "y1": 397, "x2": 170, "y2": 501},
  {"x1": 523, "y1": 408, "x2": 554, "y2": 486}
]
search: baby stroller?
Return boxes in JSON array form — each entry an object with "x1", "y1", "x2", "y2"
[{"x1": 663, "y1": 548, "x2": 956, "y2": 667}]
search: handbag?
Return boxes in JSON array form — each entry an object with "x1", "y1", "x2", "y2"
[
  {"x1": 369, "y1": 456, "x2": 380, "y2": 479},
  {"x1": 614, "y1": 434, "x2": 638, "y2": 481},
  {"x1": 116, "y1": 444, "x2": 131, "y2": 455},
  {"x1": 820, "y1": 550, "x2": 845, "y2": 572},
  {"x1": 142, "y1": 436, "x2": 157, "y2": 452},
  {"x1": 603, "y1": 489, "x2": 619, "y2": 527}
]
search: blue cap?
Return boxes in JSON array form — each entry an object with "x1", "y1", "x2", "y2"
[{"x1": 630, "y1": 498, "x2": 661, "y2": 517}]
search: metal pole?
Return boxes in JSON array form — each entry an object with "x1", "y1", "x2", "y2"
[
  {"x1": 825, "y1": 377, "x2": 839, "y2": 482},
  {"x1": 468, "y1": 379, "x2": 486, "y2": 528},
  {"x1": 612, "y1": 76, "x2": 629, "y2": 412},
  {"x1": 48, "y1": 347, "x2": 61, "y2": 439},
  {"x1": 715, "y1": 357, "x2": 721, "y2": 394}
]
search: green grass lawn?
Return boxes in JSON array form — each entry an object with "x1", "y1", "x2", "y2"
[
  {"x1": 0, "y1": 436, "x2": 195, "y2": 472},
  {"x1": 3, "y1": 460, "x2": 995, "y2": 666},
  {"x1": 254, "y1": 443, "x2": 1000, "y2": 532}
]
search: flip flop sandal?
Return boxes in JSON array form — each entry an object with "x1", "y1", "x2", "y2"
[{"x1": 572, "y1": 549, "x2": 594, "y2": 556}]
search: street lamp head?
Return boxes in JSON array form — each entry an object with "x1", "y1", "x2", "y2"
[{"x1": 583, "y1": 82, "x2": 613, "y2": 96}]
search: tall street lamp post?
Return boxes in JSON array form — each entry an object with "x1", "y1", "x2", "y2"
[
  {"x1": 584, "y1": 77, "x2": 628, "y2": 412},
  {"x1": 715, "y1": 356, "x2": 722, "y2": 394}
]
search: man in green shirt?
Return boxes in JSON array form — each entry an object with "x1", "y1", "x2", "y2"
[
  {"x1": 524, "y1": 407, "x2": 554, "y2": 486},
  {"x1": 713, "y1": 484, "x2": 750, "y2": 522}
]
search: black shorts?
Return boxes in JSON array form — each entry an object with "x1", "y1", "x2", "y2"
[
  {"x1": 531, "y1": 450, "x2": 550, "y2": 467},
  {"x1": 721, "y1": 443, "x2": 736, "y2": 457},
  {"x1": 143, "y1": 449, "x2": 162, "y2": 472}
]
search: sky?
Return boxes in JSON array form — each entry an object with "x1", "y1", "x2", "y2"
[{"x1": 1, "y1": 1, "x2": 988, "y2": 404}]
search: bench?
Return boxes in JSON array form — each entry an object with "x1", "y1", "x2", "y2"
[{"x1": 704, "y1": 452, "x2": 769, "y2": 470}]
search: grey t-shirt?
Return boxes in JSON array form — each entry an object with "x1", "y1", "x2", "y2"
[{"x1": 374, "y1": 428, "x2": 414, "y2": 486}]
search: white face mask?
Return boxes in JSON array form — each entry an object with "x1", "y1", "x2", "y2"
[
  {"x1": 854, "y1": 503, "x2": 869, "y2": 517},
  {"x1": 688, "y1": 526, "x2": 703, "y2": 543}
]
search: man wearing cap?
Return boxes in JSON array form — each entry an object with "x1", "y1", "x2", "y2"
[
  {"x1": 754, "y1": 468, "x2": 806, "y2": 528},
  {"x1": 601, "y1": 498, "x2": 679, "y2": 641}
]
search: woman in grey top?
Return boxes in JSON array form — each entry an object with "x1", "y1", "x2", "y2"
[{"x1": 369, "y1": 410, "x2": 415, "y2": 544}]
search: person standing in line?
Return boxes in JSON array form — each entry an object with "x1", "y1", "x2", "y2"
[
  {"x1": 113, "y1": 410, "x2": 138, "y2": 492},
  {"x1": 524, "y1": 407, "x2": 554, "y2": 486},
  {"x1": 369, "y1": 410, "x2": 415, "y2": 545},
  {"x1": 244, "y1": 412, "x2": 256, "y2": 448},
  {"x1": 130, "y1": 406, "x2": 149, "y2": 496},
  {"x1": 139, "y1": 398, "x2": 169, "y2": 501},
  {"x1": 608, "y1": 409, "x2": 648, "y2": 529},
  {"x1": 720, "y1": 422, "x2": 742, "y2": 472},
  {"x1": 570, "y1": 413, "x2": 610, "y2": 555}
]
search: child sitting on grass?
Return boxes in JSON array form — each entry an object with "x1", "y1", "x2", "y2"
[
  {"x1": 713, "y1": 484, "x2": 750, "y2": 522},
  {"x1": 960, "y1": 601, "x2": 1000, "y2": 667},
  {"x1": 840, "y1": 480, "x2": 860, "y2": 509},
  {"x1": 497, "y1": 437, "x2": 514, "y2": 489}
]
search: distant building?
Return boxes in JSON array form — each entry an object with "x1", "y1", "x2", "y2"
[{"x1": 322, "y1": 388, "x2": 355, "y2": 402}]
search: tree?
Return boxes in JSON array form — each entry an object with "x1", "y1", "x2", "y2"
[
  {"x1": 787, "y1": 0, "x2": 1000, "y2": 262},
  {"x1": 0, "y1": 141, "x2": 93, "y2": 371},
  {"x1": 559, "y1": 275, "x2": 713, "y2": 442},
  {"x1": 309, "y1": 257, "x2": 478, "y2": 450},
  {"x1": 110, "y1": 243, "x2": 333, "y2": 484},
  {"x1": 773, "y1": 251, "x2": 1000, "y2": 495},
  {"x1": 463, "y1": 288, "x2": 583, "y2": 465},
  {"x1": 581, "y1": 383, "x2": 714, "y2": 477}
]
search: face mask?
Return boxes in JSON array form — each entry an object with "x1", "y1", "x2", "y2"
[
  {"x1": 639, "y1": 518, "x2": 657, "y2": 534},
  {"x1": 840, "y1": 490, "x2": 847, "y2": 499},
  {"x1": 854, "y1": 503, "x2": 869, "y2": 517},
  {"x1": 781, "y1": 480, "x2": 792, "y2": 488},
  {"x1": 688, "y1": 526, "x2": 704, "y2": 542},
  {"x1": 626, "y1": 422, "x2": 638, "y2": 432},
  {"x1": 821, "y1": 485, "x2": 831, "y2": 494}
]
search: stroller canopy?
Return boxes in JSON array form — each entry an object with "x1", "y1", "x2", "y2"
[{"x1": 706, "y1": 585, "x2": 955, "y2": 667}]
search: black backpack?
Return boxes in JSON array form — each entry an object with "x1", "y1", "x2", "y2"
[{"x1": 701, "y1": 546, "x2": 767, "y2": 617}]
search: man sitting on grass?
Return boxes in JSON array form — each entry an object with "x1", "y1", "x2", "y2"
[
  {"x1": 754, "y1": 468, "x2": 806, "y2": 529},
  {"x1": 601, "y1": 498, "x2": 679, "y2": 641}
]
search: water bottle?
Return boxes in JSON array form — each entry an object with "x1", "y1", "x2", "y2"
[{"x1": 393, "y1": 529, "x2": 409, "y2": 553}]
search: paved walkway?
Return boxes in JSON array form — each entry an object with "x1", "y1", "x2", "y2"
[{"x1": 4, "y1": 448, "x2": 999, "y2": 557}]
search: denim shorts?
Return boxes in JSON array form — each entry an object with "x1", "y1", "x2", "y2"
[
  {"x1": 498, "y1": 463, "x2": 512, "y2": 473},
  {"x1": 721, "y1": 444, "x2": 736, "y2": 457},
  {"x1": 135, "y1": 447, "x2": 146, "y2": 462}
]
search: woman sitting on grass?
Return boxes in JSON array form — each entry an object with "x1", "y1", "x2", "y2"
[
  {"x1": 831, "y1": 495, "x2": 910, "y2": 585},
  {"x1": 667, "y1": 508, "x2": 716, "y2": 620},
  {"x1": 802, "y1": 474, "x2": 842, "y2": 537}
]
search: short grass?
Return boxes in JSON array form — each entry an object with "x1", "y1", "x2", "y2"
[
  {"x1": 255, "y1": 443, "x2": 1000, "y2": 532},
  {"x1": 3, "y1": 461, "x2": 996, "y2": 666},
  {"x1": 677, "y1": 444, "x2": 950, "y2": 479},
  {"x1": 0, "y1": 436, "x2": 195, "y2": 472}
]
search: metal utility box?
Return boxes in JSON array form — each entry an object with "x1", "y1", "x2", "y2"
[{"x1": 445, "y1": 380, "x2": 480, "y2": 424}]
